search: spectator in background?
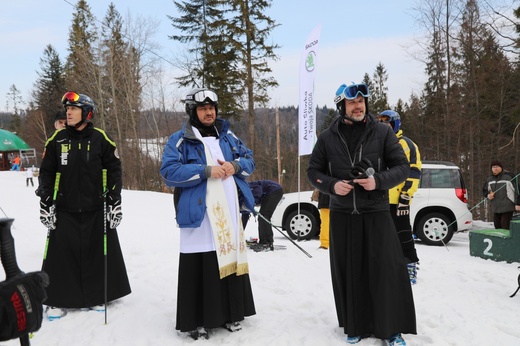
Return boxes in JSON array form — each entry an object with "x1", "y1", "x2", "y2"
[
  {"x1": 242, "y1": 180, "x2": 284, "y2": 251},
  {"x1": 54, "y1": 110, "x2": 67, "y2": 130},
  {"x1": 483, "y1": 160, "x2": 520, "y2": 230},
  {"x1": 26, "y1": 165, "x2": 35, "y2": 187},
  {"x1": 378, "y1": 110, "x2": 422, "y2": 285}
]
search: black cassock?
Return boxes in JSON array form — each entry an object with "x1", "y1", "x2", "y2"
[{"x1": 43, "y1": 209, "x2": 131, "y2": 308}]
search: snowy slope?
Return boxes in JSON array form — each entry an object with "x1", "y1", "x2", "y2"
[{"x1": 1, "y1": 170, "x2": 519, "y2": 345}]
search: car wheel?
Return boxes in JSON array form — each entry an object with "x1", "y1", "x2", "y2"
[
  {"x1": 284, "y1": 209, "x2": 318, "y2": 240},
  {"x1": 416, "y1": 212, "x2": 454, "y2": 246}
]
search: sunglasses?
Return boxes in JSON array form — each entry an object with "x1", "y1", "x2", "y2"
[
  {"x1": 334, "y1": 83, "x2": 370, "y2": 103},
  {"x1": 190, "y1": 90, "x2": 218, "y2": 103},
  {"x1": 61, "y1": 91, "x2": 80, "y2": 104}
]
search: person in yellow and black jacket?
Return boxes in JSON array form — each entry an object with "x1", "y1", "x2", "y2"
[{"x1": 378, "y1": 110, "x2": 422, "y2": 285}]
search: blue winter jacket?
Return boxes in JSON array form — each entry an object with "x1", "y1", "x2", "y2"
[{"x1": 160, "y1": 118, "x2": 255, "y2": 228}]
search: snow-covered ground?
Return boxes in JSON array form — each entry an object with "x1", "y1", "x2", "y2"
[{"x1": 1, "y1": 170, "x2": 519, "y2": 345}]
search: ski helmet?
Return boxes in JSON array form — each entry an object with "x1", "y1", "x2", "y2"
[
  {"x1": 334, "y1": 83, "x2": 370, "y2": 118},
  {"x1": 378, "y1": 110, "x2": 401, "y2": 133},
  {"x1": 184, "y1": 88, "x2": 219, "y2": 119},
  {"x1": 61, "y1": 91, "x2": 95, "y2": 122}
]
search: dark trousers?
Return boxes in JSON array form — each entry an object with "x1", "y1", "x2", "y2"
[
  {"x1": 390, "y1": 204, "x2": 419, "y2": 263},
  {"x1": 257, "y1": 189, "x2": 283, "y2": 244},
  {"x1": 493, "y1": 211, "x2": 513, "y2": 230}
]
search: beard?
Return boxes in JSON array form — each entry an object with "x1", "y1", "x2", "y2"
[{"x1": 345, "y1": 111, "x2": 366, "y2": 122}]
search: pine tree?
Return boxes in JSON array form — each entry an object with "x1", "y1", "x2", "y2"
[
  {"x1": 421, "y1": 28, "x2": 447, "y2": 161},
  {"x1": 65, "y1": 0, "x2": 99, "y2": 98},
  {"x1": 100, "y1": 3, "x2": 129, "y2": 135},
  {"x1": 6, "y1": 85, "x2": 23, "y2": 132},
  {"x1": 168, "y1": 0, "x2": 280, "y2": 152},
  {"x1": 224, "y1": 0, "x2": 279, "y2": 150},
  {"x1": 370, "y1": 62, "x2": 389, "y2": 115},
  {"x1": 361, "y1": 73, "x2": 375, "y2": 113},
  {"x1": 451, "y1": 0, "x2": 514, "y2": 211},
  {"x1": 34, "y1": 44, "x2": 67, "y2": 132}
]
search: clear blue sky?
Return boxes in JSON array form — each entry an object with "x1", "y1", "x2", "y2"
[{"x1": 0, "y1": 0, "x2": 426, "y2": 113}]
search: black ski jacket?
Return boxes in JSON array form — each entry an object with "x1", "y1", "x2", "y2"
[
  {"x1": 39, "y1": 123, "x2": 122, "y2": 212},
  {"x1": 307, "y1": 113, "x2": 409, "y2": 214}
]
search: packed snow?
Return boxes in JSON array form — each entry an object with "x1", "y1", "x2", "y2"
[{"x1": 1, "y1": 170, "x2": 519, "y2": 345}]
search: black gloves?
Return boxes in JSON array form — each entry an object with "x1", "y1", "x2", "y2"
[
  {"x1": 107, "y1": 195, "x2": 122, "y2": 229},
  {"x1": 351, "y1": 158, "x2": 374, "y2": 179},
  {"x1": 39, "y1": 196, "x2": 56, "y2": 230},
  {"x1": 0, "y1": 271, "x2": 49, "y2": 341},
  {"x1": 397, "y1": 194, "x2": 411, "y2": 216}
]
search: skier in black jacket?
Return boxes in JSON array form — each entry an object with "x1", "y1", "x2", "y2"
[
  {"x1": 38, "y1": 92, "x2": 131, "y2": 320},
  {"x1": 307, "y1": 83, "x2": 416, "y2": 346}
]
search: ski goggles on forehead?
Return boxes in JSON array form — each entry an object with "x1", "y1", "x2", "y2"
[
  {"x1": 61, "y1": 91, "x2": 80, "y2": 104},
  {"x1": 378, "y1": 115, "x2": 391, "y2": 123},
  {"x1": 191, "y1": 90, "x2": 218, "y2": 103},
  {"x1": 334, "y1": 83, "x2": 370, "y2": 103}
]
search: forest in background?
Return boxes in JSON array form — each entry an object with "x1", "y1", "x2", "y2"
[{"x1": 2, "y1": 0, "x2": 520, "y2": 222}]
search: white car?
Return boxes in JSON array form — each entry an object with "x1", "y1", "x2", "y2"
[{"x1": 271, "y1": 161, "x2": 473, "y2": 246}]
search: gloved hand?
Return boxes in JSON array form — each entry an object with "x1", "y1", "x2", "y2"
[
  {"x1": 0, "y1": 271, "x2": 49, "y2": 341},
  {"x1": 39, "y1": 196, "x2": 56, "y2": 230},
  {"x1": 107, "y1": 197, "x2": 122, "y2": 229},
  {"x1": 351, "y1": 158, "x2": 374, "y2": 179},
  {"x1": 397, "y1": 194, "x2": 411, "y2": 216}
]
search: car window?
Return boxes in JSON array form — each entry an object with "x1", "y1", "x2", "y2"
[{"x1": 420, "y1": 168, "x2": 462, "y2": 189}]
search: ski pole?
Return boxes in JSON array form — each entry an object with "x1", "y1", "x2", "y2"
[
  {"x1": 256, "y1": 212, "x2": 312, "y2": 258},
  {"x1": 0, "y1": 219, "x2": 33, "y2": 346},
  {"x1": 0, "y1": 205, "x2": 9, "y2": 218},
  {"x1": 42, "y1": 173, "x2": 61, "y2": 269},
  {"x1": 510, "y1": 267, "x2": 520, "y2": 298},
  {"x1": 102, "y1": 169, "x2": 108, "y2": 325}
]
